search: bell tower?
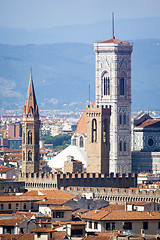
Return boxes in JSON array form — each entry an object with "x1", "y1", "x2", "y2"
[
  {"x1": 21, "y1": 73, "x2": 40, "y2": 174},
  {"x1": 94, "y1": 37, "x2": 133, "y2": 174},
  {"x1": 86, "y1": 103, "x2": 111, "y2": 174}
]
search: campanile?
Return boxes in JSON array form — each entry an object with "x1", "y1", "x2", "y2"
[
  {"x1": 21, "y1": 73, "x2": 40, "y2": 174},
  {"x1": 94, "y1": 36, "x2": 133, "y2": 174}
]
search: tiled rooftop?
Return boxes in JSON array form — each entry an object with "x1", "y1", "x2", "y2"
[
  {"x1": 99, "y1": 37, "x2": 130, "y2": 44},
  {"x1": 81, "y1": 209, "x2": 160, "y2": 221}
]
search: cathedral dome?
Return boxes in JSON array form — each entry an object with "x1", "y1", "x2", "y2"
[{"x1": 75, "y1": 102, "x2": 95, "y2": 135}]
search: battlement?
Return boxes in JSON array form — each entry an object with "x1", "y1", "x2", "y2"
[
  {"x1": 19, "y1": 172, "x2": 57, "y2": 181},
  {"x1": 62, "y1": 186, "x2": 160, "y2": 203},
  {"x1": 57, "y1": 172, "x2": 137, "y2": 188},
  {"x1": 86, "y1": 104, "x2": 111, "y2": 116},
  {"x1": 19, "y1": 171, "x2": 137, "y2": 190}
]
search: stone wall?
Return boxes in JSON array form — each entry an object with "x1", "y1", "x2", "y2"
[
  {"x1": 57, "y1": 172, "x2": 137, "y2": 188},
  {"x1": 19, "y1": 172, "x2": 137, "y2": 190},
  {"x1": 62, "y1": 186, "x2": 160, "y2": 203}
]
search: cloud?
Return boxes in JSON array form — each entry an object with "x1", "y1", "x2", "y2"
[
  {"x1": 0, "y1": 77, "x2": 22, "y2": 98},
  {"x1": 69, "y1": 101, "x2": 83, "y2": 106},
  {"x1": 42, "y1": 98, "x2": 58, "y2": 105},
  {"x1": 48, "y1": 98, "x2": 58, "y2": 104}
]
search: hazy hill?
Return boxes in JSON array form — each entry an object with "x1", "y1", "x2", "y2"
[
  {"x1": 0, "y1": 18, "x2": 160, "y2": 45},
  {"x1": 0, "y1": 39, "x2": 160, "y2": 111}
]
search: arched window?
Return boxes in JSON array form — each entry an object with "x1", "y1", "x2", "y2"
[
  {"x1": 120, "y1": 78, "x2": 124, "y2": 95},
  {"x1": 92, "y1": 119, "x2": 97, "y2": 143},
  {"x1": 103, "y1": 119, "x2": 107, "y2": 143},
  {"x1": 119, "y1": 141, "x2": 122, "y2": 152},
  {"x1": 23, "y1": 151, "x2": 25, "y2": 161},
  {"x1": 23, "y1": 132, "x2": 25, "y2": 144},
  {"x1": 120, "y1": 71, "x2": 126, "y2": 96},
  {"x1": 104, "y1": 77, "x2": 107, "y2": 95},
  {"x1": 104, "y1": 77, "x2": 110, "y2": 96},
  {"x1": 72, "y1": 139, "x2": 76, "y2": 146},
  {"x1": 28, "y1": 151, "x2": 32, "y2": 161},
  {"x1": 124, "y1": 141, "x2": 127, "y2": 152},
  {"x1": 119, "y1": 114, "x2": 122, "y2": 125},
  {"x1": 123, "y1": 114, "x2": 127, "y2": 125},
  {"x1": 80, "y1": 136, "x2": 84, "y2": 148},
  {"x1": 28, "y1": 131, "x2": 32, "y2": 144}
]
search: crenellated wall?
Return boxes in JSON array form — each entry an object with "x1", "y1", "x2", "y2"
[
  {"x1": 57, "y1": 172, "x2": 137, "y2": 188},
  {"x1": 19, "y1": 172, "x2": 58, "y2": 190},
  {"x1": 61, "y1": 186, "x2": 160, "y2": 203},
  {"x1": 19, "y1": 172, "x2": 137, "y2": 190}
]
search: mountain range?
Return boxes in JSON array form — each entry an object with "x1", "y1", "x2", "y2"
[
  {"x1": 0, "y1": 17, "x2": 160, "y2": 112},
  {"x1": 0, "y1": 39, "x2": 160, "y2": 112},
  {"x1": 0, "y1": 18, "x2": 160, "y2": 45}
]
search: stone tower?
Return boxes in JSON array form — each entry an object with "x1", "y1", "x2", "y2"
[
  {"x1": 86, "y1": 103, "x2": 111, "y2": 174},
  {"x1": 94, "y1": 37, "x2": 133, "y2": 174},
  {"x1": 21, "y1": 73, "x2": 40, "y2": 174}
]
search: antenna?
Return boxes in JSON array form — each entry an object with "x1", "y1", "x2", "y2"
[
  {"x1": 112, "y1": 12, "x2": 115, "y2": 39},
  {"x1": 89, "y1": 84, "x2": 90, "y2": 105}
]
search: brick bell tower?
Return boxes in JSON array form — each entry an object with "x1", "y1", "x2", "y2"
[
  {"x1": 86, "y1": 103, "x2": 111, "y2": 174},
  {"x1": 21, "y1": 72, "x2": 40, "y2": 174}
]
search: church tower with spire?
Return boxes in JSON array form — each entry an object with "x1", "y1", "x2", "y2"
[
  {"x1": 21, "y1": 72, "x2": 40, "y2": 174},
  {"x1": 94, "y1": 33, "x2": 133, "y2": 174}
]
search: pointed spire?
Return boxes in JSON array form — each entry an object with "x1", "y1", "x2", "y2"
[{"x1": 23, "y1": 71, "x2": 39, "y2": 118}]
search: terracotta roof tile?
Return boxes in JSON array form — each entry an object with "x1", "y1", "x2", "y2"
[
  {"x1": 37, "y1": 198, "x2": 69, "y2": 205},
  {"x1": 137, "y1": 119, "x2": 160, "y2": 128},
  {"x1": 75, "y1": 109, "x2": 87, "y2": 134},
  {"x1": 0, "y1": 195, "x2": 44, "y2": 202},
  {"x1": 99, "y1": 37, "x2": 130, "y2": 44},
  {"x1": 22, "y1": 189, "x2": 75, "y2": 200},
  {"x1": 0, "y1": 166, "x2": 15, "y2": 173},
  {"x1": 49, "y1": 206, "x2": 72, "y2": 211},
  {"x1": 81, "y1": 209, "x2": 160, "y2": 221},
  {"x1": 32, "y1": 228, "x2": 56, "y2": 233},
  {"x1": 0, "y1": 234, "x2": 34, "y2": 240}
]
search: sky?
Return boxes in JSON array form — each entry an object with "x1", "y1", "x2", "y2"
[{"x1": 0, "y1": 0, "x2": 160, "y2": 29}]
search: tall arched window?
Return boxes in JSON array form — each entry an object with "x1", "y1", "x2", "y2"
[
  {"x1": 119, "y1": 114, "x2": 122, "y2": 125},
  {"x1": 92, "y1": 119, "x2": 97, "y2": 143},
  {"x1": 104, "y1": 77, "x2": 107, "y2": 95},
  {"x1": 124, "y1": 141, "x2": 127, "y2": 152},
  {"x1": 102, "y1": 72, "x2": 110, "y2": 96},
  {"x1": 28, "y1": 151, "x2": 32, "y2": 161},
  {"x1": 23, "y1": 132, "x2": 25, "y2": 144},
  {"x1": 123, "y1": 114, "x2": 127, "y2": 125},
  {"x1": 119, "y1": 71, "x2": 126, "y2": 96},
  {"x1": 103, "y1": 119, "x2": 107, "y2": 143},
  {"x1": 28, "y1": 131, "x2": 32, "y2": 144},
  {"x1": 80, "y1": 136, "x2": 84, "y2": 148},
  {"x1": 119, "y1": 141, "x2": 122, "y2": 152},
  {"x1": 23, "y1": 151, "x2": 25, "y2": 161},
  {"x1": 120, "y1": 78, "x2": 124, "y2": 95},
  {"x1": 104, "y1": 77, "x2": 110, "y2": 95}
]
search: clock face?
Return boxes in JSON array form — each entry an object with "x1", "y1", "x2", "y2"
[{"x1": 28, "y1": 113, "x2": 32, "y2": 117}]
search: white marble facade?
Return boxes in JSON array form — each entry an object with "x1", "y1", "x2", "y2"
[{"x1": 94, "y1": 40, "x2": 133, "y2": 174}]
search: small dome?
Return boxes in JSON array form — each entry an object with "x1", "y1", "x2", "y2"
[{"x1": 75, "y1": 102, "x2": 95, "y2": 135}]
